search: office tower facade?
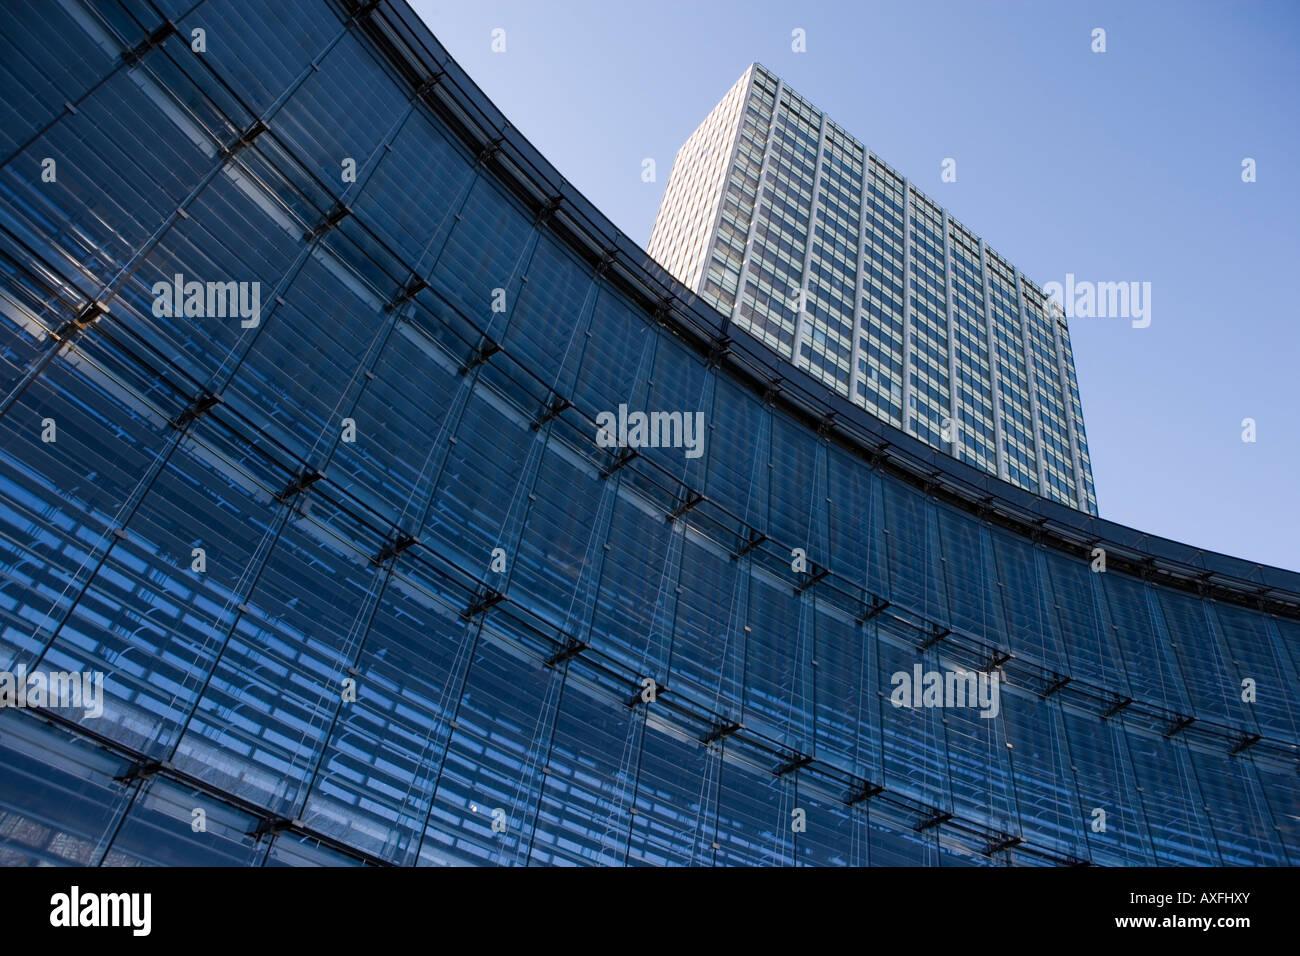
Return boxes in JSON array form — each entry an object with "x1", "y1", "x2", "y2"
[
  {"x1": 0, "y1": 0, "x2": 1297, "y2": 868},
  {"x1": 649, "y1": 64, "x2": 1098, "y2": 513}
]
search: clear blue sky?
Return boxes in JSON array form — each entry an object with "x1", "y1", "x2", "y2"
[{"x1": 411, "y1": 0, "x2": 1300, "y2": 573}]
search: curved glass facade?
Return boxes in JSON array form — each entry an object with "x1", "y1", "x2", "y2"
[{"x1": 0, "y1": 0, "x2": 1296, "y2": 867}]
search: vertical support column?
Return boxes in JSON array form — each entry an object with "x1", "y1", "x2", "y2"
[
  {"x1": 1013, "y1": 268, "x2": 1049, "y2": 496},
  {"x1": 1050, "y1": 305, "x2": 1089, "y2": 511},
  {"x1": 941, "y1": 210, "x2": 959, "y2": 461},
  {"x1": 699, "y1": 65, "x2": 757, "y2": 313},
  {"x1": 900, "y1": 180, "x2": 914, "y2": 436},
  {"x1": 791, "y1": 111, "x2": 829, "y2": 373},
  {"x1": 848, "y1": 149, "x2": 872, "y2": 409},
  {"x1": 978, "y1": 239, "x2": 1009, "y2": 481},
  {"x1": 729, "y1": 77, "x2": 783, "y2": 334}
]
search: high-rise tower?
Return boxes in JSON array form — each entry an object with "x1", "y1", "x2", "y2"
[{"x1": 649, "y1": 64, "x2": 1097, "y2": 513}]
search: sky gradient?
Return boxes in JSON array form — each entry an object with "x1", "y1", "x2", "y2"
[{"x1": 411, "y1": 0, "x2": 1300, "y2": 572}]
